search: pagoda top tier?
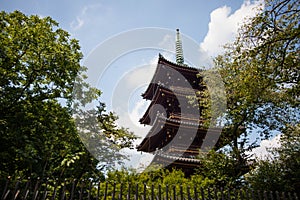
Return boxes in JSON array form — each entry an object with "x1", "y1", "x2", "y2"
[{"x1": 142, "y1": 54, "x2": 203, "y2": 100}]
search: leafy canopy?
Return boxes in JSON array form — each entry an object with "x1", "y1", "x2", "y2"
[
  {"x1": 0, "y1": 10, "x2": 137, "y2": 183},
  {"x1": 215, "y1": 0, "x2": 299, "y2": 150}
]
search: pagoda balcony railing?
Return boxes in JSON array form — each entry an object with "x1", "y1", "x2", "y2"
[
  {"x1": 169, "y1": 113, "x2": 205, "y2": 123},
  {"x1": 169, "y1": 85, "x2": 202, "y2": 95},
  {"x1": 164, "y1": 143, "x2": 202, "y2": 155},
  {"x1": 154, "y1": 150, "x2": 202, "y2": 163},
  {"x1": 167, "y1": 147, "x2": 200, "y2": 155},
  {"x1": 157, "y1": 113, "x2": 203, "y2": 127}
]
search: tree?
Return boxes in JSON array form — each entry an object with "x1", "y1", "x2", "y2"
[
  {"x1": 0, "y1": 10, "x2": 84, "y2": 179},
  {"x1": 73, "y1": 99, "x2": 137, "y2": 170},
  {"x1": 193, "y1": 150, "x2": 249, "y2": 189},
  {"x1": 213, "y1": 0, "x2": 299, "y2": 162},
  {"x1": 246, "y1": 124, "x2": 300, "y2": 195},
  {"x1": 0, "y1": 10, "x2": 136, "y2": 184}
]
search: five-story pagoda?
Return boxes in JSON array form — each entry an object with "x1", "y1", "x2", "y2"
[{"x1": 137, "y1": 29, "x2": 220, "y2": 175}]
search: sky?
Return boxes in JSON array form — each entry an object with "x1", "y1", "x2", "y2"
[
  {"x1": 1, "y1": 0, "x2": 278, "y2": 169},
  {"x1": 1, "y1": 0, "x2": 254, "y2": 56}
]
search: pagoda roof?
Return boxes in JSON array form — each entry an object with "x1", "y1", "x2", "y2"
[
  {"x1": 149, "y1": 153, "x2": 201, "y2": 176},
  {"x1": 154, "y1": 152, "x2": 201, "y2": 164},
  {"x1": 139, "y1": 85, "x2": 201, "y2": 125},
  {"x1": 137, "y1": 114, "x2": 221, "y2": 152},
  {"x1": 158, "y1": 53, "x2": 200, "y2": 71},
  {"x1": 142, "y1": 54, "x2": 203, "y2": 100}
]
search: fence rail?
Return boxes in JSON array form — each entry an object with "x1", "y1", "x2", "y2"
[{"x1": 1, "y1": 177, "x2": 298, "y2": 200}]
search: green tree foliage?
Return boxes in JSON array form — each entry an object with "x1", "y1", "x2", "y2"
[
  {"x1": 101, "y1": 161, "x2": 247, "y2": 199},
  {"x1": 246, "y1": 124, "x2": 300, "y2": 195},
  {"x1": 73, "y1": 100, "x2": 137, "y2": 170},
  {"x1": 0, "y1": 10, "x2": 136, "y2": 184},
  {"x1": 103, "y1": 168, "x2": 189, "y2": 199},
  {"x1": 0, "y1": 10, "x2": 87, "y2": 179},
  {"x1": 214, "y1": 0, "x2": 299, "y2": 157},
  {"x1": 195, "y1": 150, "x2": 248, "y2": 189},
  {"x1": 186, "y1": 0, "x2": 300, "y2": 189}
]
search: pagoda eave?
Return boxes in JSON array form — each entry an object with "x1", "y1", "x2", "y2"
[
  {"x1": 137, "y1": 114, "x2": 222, "y2": 153},
  {"x1": 149, "y1": 153, "x2": 202, "y2": 176},
  {"x1": 140, "y1": 86, "x2": 202, "y2": 126},
  {"x1": 142, "y1": 54, "x2": 202, "y2": 100}
]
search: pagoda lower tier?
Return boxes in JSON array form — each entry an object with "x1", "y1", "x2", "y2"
[
  {"x1": 149, "y1": 152, "x2": 202, "y2": 176},
  {"x1": 139, "y1": 85, "x2": 203, "y2": 126},
  {"x1": 137, "y1": 113, "x2": 222, "y2": 156}
]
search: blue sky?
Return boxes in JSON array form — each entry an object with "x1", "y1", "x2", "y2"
[
  {"x1": 2, "y1": 0, "x2": 245, "y2": 55},
  {"x1": 2, "y1": 0, "x2": 275, "y2": 169}
]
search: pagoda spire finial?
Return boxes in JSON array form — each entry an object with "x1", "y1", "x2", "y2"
[{"x1": 176, "y1": 29, "x2": 184, "y2": 64}]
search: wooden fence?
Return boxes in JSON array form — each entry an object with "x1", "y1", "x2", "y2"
[{"x1": 1, "y1": 177, "x2": 298, "y2": 200}]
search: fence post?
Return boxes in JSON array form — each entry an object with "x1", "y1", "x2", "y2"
[
  {"x1": 227, "y1": 188, "x2": 231, "y2": 200},
  {"x1": 87, "y1": 180, "x2": 92, "y2": 200},
  {"x1": 119, "y1": 183, "x2": 123, "y2": 200},
  {"x1": 42, "y1": 177, "x2": 49, "y2": 200},
  {"x1": 233, "y1": 188, "x2": 238, "y2": 200},
  {"x1": 220, "y1": 187, "x2": 224, "y2": 200},
  {"x1": 69, "y1": 179, "x2": 76, "y2": 200},
  {"x1": 127, "y1": 183, "x2": 131, "y2": 200},
  {"x1": 194, "y1": 185, "x2": 198, "y2": 200},
  {"x1": 251, "y1": 189, "x2": 256, "y2": 200},
  {"x1": 172, "y1": 185, "x2": 176, "y2": 200},
  {"x1": 143, "y1": 183, "x2": 147, "y2": 200},
  {"x1": 96, "y1": 181, "x2": 100, "y2": 200},
  {"x1": 12, "y1": 177, "x2": 20, "y2": 200},
  {"x1": 134, "y1": 183, "x2": 138, "y2": 200},
  {"x1": 257, "y1": 190, "x2": 262, "y2": 200},
  {"x1": 239, "y1": 189, "x2": 244, "y2": 200},
  {"x1": 263, "y1": 191, "x2": 268, "y2": 200},
  {"x1": 180, "y1": 185, "x2": 183, "y2": 200},
  {"x1": 166, "y1": 184, "x2": 169, "y2": 200},
  {"x1": 213, "y1": 187, "x2": 217, "y2": 200},
  {"x1": 158, "y1": 184, "x2": 161, "y2": 200},
  {"x1": 22, "y1": 177, "x2": 31, "y2": 199},
  {"x1": 275, "y1": 191, "x2": 280, "y2": 200},
  {"x1": 288, "y1": 192, "x2": 294, "y2": 200},
  {"x1": 207, "y1": 187, "x2": 211, "y2": 200},
  {"x1": 281, "y1": 191, "x2": 286, "y2": 200},
  {"x1": 60, "y1": 178, "x2": 66, "y2": 200},
  {"x1": 151, "y1": 184, "x2": 154, "y2": 200},
  {"x1": 293, "y1": 192, "x2": 299, "y2": 200},
  {"x1": 79, "y1": 180, "x2": 84, "y2": 200},
  {"x1": 200, "y1": 188, "x2": 205, "y2": 200},
  {"x1": 112, "y1": 182, "x2": 116, "y2": 200},
  {"x1": 269, "y1": 191, "x2": 274, "y2": 200},
  {"x1": 1, "y1": 176, "x2": 11, "y2": 200},
  {"x1": 187, "y1": 186, "x2": 190, "y2": 200},
  {"x1": 51, "y1": 178, "x2": 59, "y2": 200},
  {"x1": 104, "y1": 182, "x2": 108, "y2": 200},
  {"x1": 244, "y1": 188, "x2": 249, "y2": 200}
]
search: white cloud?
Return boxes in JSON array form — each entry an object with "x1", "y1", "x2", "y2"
[
  {"x1": 70, "y1": 4, "x2": 110, "y2": 31},
  {"x1": 129, "y1": 99, "x2": 150, "y2": 128},
  {"x1": 112, "y1": 52, "x2": 167, "y2": 171},
  {"x1": 250, "y1": 134, "x2": 281, "y2": 160},
  {"x1": 115, "y1": 99, "x2": 154, "y2": 171},
  {"x1": 70, "y1": 16, "x2": 84, "y2": 30},
  {"x1": 118, "y1": 148, "x2": 154, "y2": 172},
  {"x1": 200, "y1": 0, "x2": 263, "y2": 57},
  {"x1": 158, "y1": 34, "x2": 174, "y2": 52},
  {"x1": 124, "y1": 63, "x2": 156, "y2": 88}
]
